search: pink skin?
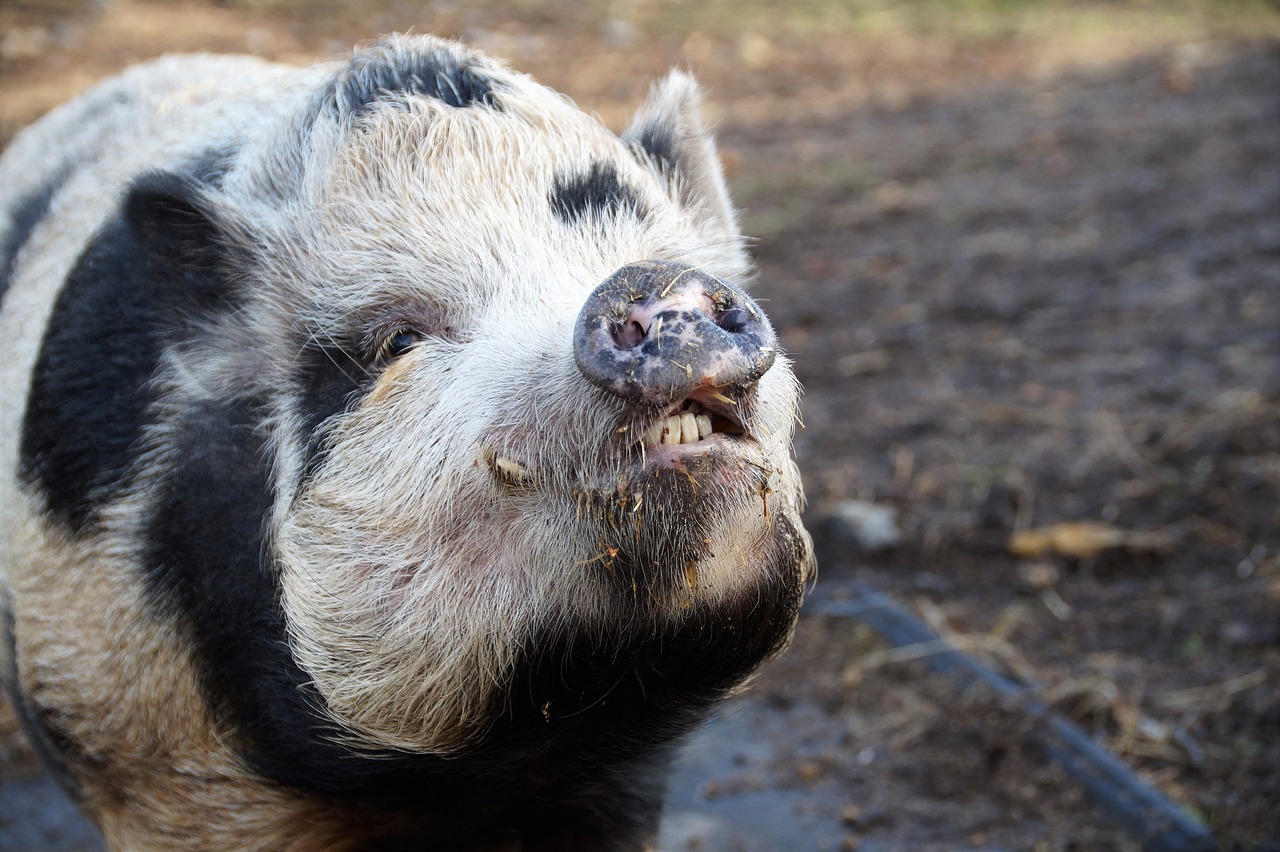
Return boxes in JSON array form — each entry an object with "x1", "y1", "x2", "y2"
[{"x1": 613, "y1": 284, "x2": 717, "y2": 350}]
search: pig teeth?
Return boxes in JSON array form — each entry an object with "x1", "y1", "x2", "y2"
[
  {"x1": 680, "y1": 413, "x2": 699, "y2": 444},
  {"x1": 644, "y1": 411, "x2": 715, "y2": 447}
]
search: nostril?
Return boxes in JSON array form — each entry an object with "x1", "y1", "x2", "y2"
[
  {"x1": 716, "y1": 307, "x2": 751, "y2": 334},
  {"x1": 610, "y1": 318, "x2": 646, "y2": 350}
]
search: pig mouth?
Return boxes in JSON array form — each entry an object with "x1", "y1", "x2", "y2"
[
  {"x1": 635, "y1": 390, "x2": 747, "y2": 456},
  {"x1": 483, "y1": 387, "x2": 757, "y2": 492}
]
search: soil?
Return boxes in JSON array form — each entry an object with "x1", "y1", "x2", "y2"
[{"x1": 1, "y1": 2, "x2": 1277, "y2": 849}]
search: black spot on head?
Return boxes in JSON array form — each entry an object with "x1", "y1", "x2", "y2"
[
  {"x1": 337, "y1": 42, "x2": 501, "y2": 116},
  {"x1": 550, "y1": 162, "x2": 647, "y2": 225},
  {"x1": 0, "y1": 163, "x2": 72, "y2": 306},
  {"x1": 20, "y1": 171, "x2": 238, "y2": 532}
]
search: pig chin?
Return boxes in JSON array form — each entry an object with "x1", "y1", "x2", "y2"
[
  {"x1": 500, "y1": 493, "x2": 811, "y2": 752},
  {"x1": 567, "y1": 446, "x2": 789, "y2": 607}
]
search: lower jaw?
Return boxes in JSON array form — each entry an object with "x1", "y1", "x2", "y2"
[
  {"x1": 565, "y1": 485, "x2": 798, "y2": 615},
  {"x1": 504, "y1": 510, "x2": 810, "y2": 730}
]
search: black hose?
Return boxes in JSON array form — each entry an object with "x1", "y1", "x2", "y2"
[{"x1": 808, "y1": 580, "x2": 1216, "y2": 852}]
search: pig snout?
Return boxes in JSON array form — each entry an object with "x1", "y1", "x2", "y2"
[{"x1": 573, "y1": 260, "x2": 777, "y2": 405}]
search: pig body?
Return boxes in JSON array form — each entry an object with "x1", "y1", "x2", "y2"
[{"x1": 0, "y1": 36, "x2": 812, "y2": 849}]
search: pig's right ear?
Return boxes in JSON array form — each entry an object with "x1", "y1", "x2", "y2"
[
  {"x1": 124, "y1": 173, "x2": 233, "y2": 314},
  {"x1": 624, "y1": 71, "x2": 739, "y2": 242}
]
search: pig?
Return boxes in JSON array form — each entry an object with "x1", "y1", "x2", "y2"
[{"x1": 0, "y1": 34, "x2": 813, "y2": 849}]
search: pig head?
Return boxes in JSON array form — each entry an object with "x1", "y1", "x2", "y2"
[{"x1": 0, "y1": 35, "x2": 813, "y2": 849}]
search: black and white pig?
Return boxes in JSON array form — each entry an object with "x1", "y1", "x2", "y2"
[{"x1": 0, "y1": 35, "x2": 813, "y2": 849}]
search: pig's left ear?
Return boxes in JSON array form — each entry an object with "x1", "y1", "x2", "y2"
[
  {"x1": 624, "y1": 71, "x2": 738, "y2": 241},
  {"x1": 125, "y1": 173, "x2": 235, "y2": 316}
]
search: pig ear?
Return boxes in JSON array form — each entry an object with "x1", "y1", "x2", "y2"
[
  {"x1": 125, "y1": 173, "x2": 233, "y2": 314},
  {"x1": 623, "y1": 71, "x2": 738, "y2": 241}
]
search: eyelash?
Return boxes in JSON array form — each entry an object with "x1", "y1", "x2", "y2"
[{"x1": 375, "y1": 326, "x2": 423, "y2": 363}]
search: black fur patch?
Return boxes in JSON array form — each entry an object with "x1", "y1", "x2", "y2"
[
  {"x1": 628, "y1": 119, "x2": 680, "y2": 173},
  {"x1": 20, "y1": 214, "x2": 164, "y2": 531},
  {"x1": 550, "y1": 162, "x2": 647, "y2": 225},
  {"x1": 0, "y1": 164, "x2": 71, "y2": 305},
  {"x1": 292, "y1": 339, "x2": 369, "y2": 495},
  {"x1": 126, "y1": 171, "x2": 237, "y2": 318},
  {"x1": 19, "y1": 172, "x2": 234, "y2": 531},
  {"x1": 140, "y1": 395, "x2": 344, "y2": 786},
  {"x1": 130, "y1": 381, "x2": 436, "y2": 803},
  {"x1": 337, "y1": 43, "x2": 500, "y2": 115},
  {"x1": 135, "y1": 394, "x2": 461, "y2": 811}
]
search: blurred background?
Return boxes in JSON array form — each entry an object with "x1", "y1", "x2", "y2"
[{"x1": 2, "y1": 1, "x2": 1278, "y2": 848}]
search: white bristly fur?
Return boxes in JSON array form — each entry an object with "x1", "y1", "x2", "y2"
[{"x1": 0, "y1": 34, "x2": 811, "y2": 782}]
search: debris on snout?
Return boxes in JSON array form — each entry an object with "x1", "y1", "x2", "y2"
[
  {"x1": 481, "y1": 447, "x2": 537, "y2": 487},
  {"x1": 494, "y1": 455, "x2": 531, "y2": 481},
  {"x1": 824, "y1": 499, "x2": 901, "y2": 552},
  {"x1": 1008, "y1": 521, "x2": 1174, "y2": 559}
]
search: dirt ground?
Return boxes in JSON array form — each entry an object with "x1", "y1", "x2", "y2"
[{"x1": 1, "y1": 1, "x2": 1277, "y2": 849}]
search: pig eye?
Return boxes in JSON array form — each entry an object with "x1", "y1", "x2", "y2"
[{"x1": 377, "y1": 327, "x2": 423, "y2": 362}]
